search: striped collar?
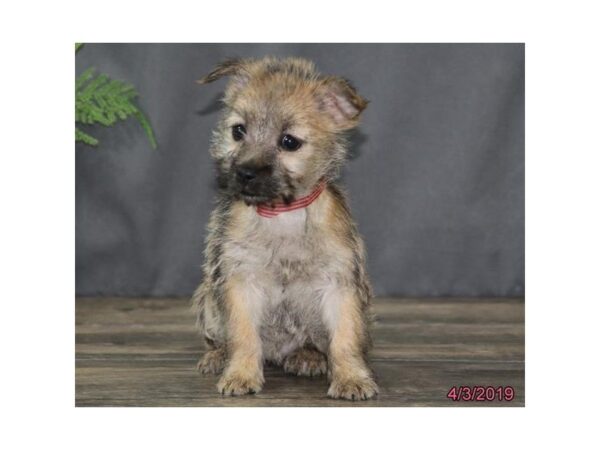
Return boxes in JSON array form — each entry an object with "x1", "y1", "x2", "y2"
[{"x1": 256, "y1": 181, "x2": 326, "y2": 218}]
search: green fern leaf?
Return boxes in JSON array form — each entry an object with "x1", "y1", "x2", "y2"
[
  {"x1": 133, "y1": 109, "x2": 158, "y2": 149},
  {"x1": 75, "y1": 66, "x2": 157, "y2": 149},
  {"x1": 76, "y1": 127, "x2": 99, "y2": 146}
]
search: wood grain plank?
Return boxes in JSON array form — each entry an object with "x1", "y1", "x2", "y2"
[{"x1": 76, "y1": 297, "x2": 524, "y2": 407}]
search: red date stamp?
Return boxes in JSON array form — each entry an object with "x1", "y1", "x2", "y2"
[{"x1": 447, "y1": 386, "x2": 515, "y2": 402}]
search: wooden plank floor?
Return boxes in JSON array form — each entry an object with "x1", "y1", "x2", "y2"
[{"x1": 76, "y1": 297, "x2": 524, "y2": 407}]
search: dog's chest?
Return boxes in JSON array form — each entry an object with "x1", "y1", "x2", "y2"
[
  {"x1": 225, "y1": 209, "x2": 333, "y2": 358},
  {"x1": 231, "y1": 209, "x2": 325, "y2": 283}
]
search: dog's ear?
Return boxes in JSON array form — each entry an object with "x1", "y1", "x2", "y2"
[
  {"x1": 197, "y1": 58, "x2": 249, "y2": 85},
  {"x1": 318, "y1": 77, "x2": 368, "y2": 130}
]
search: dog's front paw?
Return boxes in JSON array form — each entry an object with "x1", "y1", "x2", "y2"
[
  {"x1": 197, "y1": 348, "x2": 227, "y2": 375},
  {"x1": 284, "y1": 347, "x2": 327, "y2": 377},
  {"x1": 217, "y1": 370, "x2": 264, "y2": 396},
  {"x1": 328, "y1": 376, "x2": 378, "y2": 401}
]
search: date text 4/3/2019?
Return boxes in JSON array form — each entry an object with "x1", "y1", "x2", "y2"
[{"x1": 447, "y1": 386, "x2": 515, "y2": 402}]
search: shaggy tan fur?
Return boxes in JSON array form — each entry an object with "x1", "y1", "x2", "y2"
[{"x1": 192, "y1": 56, "x2": 377, "y2": 400}]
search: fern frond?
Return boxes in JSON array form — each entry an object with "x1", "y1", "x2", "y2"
[
  {"x1": 76, "y1": 127, "x2": 99, "y2": 146},
  {"x1": 75, "y1": 67, "x2": 95, "y2": 91},
  {"x1": 133, "y1": 110, "x2": 157, "y2": 149},
  {"x1": 75, "y1": 68, "x2": 157, "y2": 148}
]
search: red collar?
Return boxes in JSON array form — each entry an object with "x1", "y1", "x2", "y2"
[{"x1": 256, "y1": 181, "x2": 326, "y2": 218}]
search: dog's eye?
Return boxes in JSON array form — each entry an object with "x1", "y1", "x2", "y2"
[
  {"x1": 280, "y1": 134, "x2": 302, "y2": 151},
  {"x1": 232, "y1": 124, "x2": 246, "y2": 141}
]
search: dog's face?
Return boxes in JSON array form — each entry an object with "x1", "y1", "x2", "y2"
[{"x1": 199, "y1": 57, "x2": 367, "y2": 205}]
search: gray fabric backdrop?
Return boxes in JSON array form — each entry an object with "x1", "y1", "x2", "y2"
[{"x1": 75, "y1": 44, "x2": 524, "y2": 298}]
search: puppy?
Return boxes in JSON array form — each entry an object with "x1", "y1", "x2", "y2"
[{"x1": 193, "y1": 56, "x2": 378, "y2": 400}]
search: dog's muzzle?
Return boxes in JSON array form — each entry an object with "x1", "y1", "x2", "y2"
[{"x1": 233, "y1": 163, "x2": 277, "y2": 203}]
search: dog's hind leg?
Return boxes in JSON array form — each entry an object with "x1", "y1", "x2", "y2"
[
  {"x1": 283, "y1": 344, "x2": 328, "y2": 377},
  {"x1": 197, "y1": 345, "x2": 227, "y2": 375}
]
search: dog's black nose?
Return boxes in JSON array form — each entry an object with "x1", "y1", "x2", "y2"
[
  {"x1": 236, "y1": 164, "x2": 272, "y2": 184},
  {"x1": 236, "y1": 166, "x2": 258, "y2": 183}
]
